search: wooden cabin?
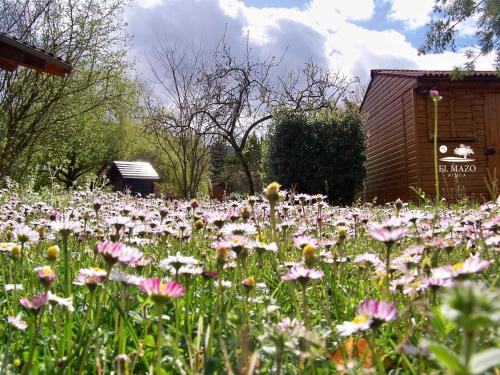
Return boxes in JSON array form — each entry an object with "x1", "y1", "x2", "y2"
[
  {"x1": 107, "y1": 161, "x2": 160, "y2": 196},
  {"x1": 0, "y1": 33, "x2": 72, "y2": 76},
  {"x1": 361, "y1": 69, "x2": 500, "y2": 202}
]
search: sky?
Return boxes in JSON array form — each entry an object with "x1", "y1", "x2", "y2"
[{"x1": 128, "y1": 0, "x2": 494, "y2": 84}]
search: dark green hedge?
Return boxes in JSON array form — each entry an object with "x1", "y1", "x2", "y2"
[{"x1": 266, "y1": 109, "x2": 366, "y2": 205}]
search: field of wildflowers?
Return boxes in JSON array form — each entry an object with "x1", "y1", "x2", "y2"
[{"x1": 0, "y1": 182, "x2": 498, "y2": 374}]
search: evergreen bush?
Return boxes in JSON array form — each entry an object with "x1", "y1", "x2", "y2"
[{"x1": 266, "y1": 109, "x2": 366, "y2": 205}]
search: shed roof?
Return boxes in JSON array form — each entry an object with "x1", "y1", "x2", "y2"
[
  {"x1": 108, "y1": 161, "x2": 160, "y2": 181},
  {"x1": 370, "y1": 69, "x2": 500, "y2": 79},
  {"x1": 0, "y1": 33, "x2": 72, "y2": 77},
  {"x1": 361, "y1": 69, "x2": 500, "y2": 111}
]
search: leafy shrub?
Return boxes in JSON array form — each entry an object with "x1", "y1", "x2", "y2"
[{"x1": 266, "y1": 109, "x2": 367, "y2": 205}]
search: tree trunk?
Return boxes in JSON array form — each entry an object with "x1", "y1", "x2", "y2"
[{"x1": 235, "y1": 148, "x2": 255, "y2": 195}]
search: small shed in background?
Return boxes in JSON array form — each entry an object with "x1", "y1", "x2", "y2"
[
  {"x1": 107, "y1": 161, "x2": 159, "y2": 196},
  {"x1": 361, "y1": 69, "x2": 500, "y2": 202}
]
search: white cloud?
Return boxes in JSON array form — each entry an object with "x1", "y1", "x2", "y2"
[
  {"x1": 136, "y1": 0, "x2": 162, "y2": 8},
  {"x1": 129, "y1": 0, "x2": 496, "y2": 86},
  {"x1": 386, "y1": 0, "x2": 434, "y2": 29}
]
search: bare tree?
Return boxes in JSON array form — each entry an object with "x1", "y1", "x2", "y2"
[
  {"x1": 197, "y1": 35, "x2": 357, "y2": 194},
  {"x1": 147, "y1": 33, "x2": 356, "y2": 195},
  {"x1": 144, "y1": 41, "x2": 214, "y2": 198}
]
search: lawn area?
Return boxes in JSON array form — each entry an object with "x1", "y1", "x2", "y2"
[{"x1": 0, "y1": 183, "x2": 498, "y2": 374}]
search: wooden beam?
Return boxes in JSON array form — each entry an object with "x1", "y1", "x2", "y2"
[
  {"x1": 0, "y1": 57, "x2": 17, "y2": 71},
  {"x1": 0, "y1": 44, "x2": 47, "y2": 68},
  {"x1": 0, "y1": 35, "x2": 72, "y2": 76}
]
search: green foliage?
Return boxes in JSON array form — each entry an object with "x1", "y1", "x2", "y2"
[
  {"x1": 209, "y1": 138, "x2": 230, "y2": 184},
  {"x1": 422, "y1": 282, "x2": 500, "y2": 375},
  {"x1": 420, "y1": 0, "x2": 500, "y2": 71},
  {"x1": 209, "y1": 135, "x2": 264, "y2": 195},
  {"x1": 0, "y1": 0, "x2": 130, "y2": 183},
  {"x1": 266, "y1": 109, "x2": 367, "y2": 205},
  {"x1": 33, "y1": 71, "x2": 136, "y2": 189}
]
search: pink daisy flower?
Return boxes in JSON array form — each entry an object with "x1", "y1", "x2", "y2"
[
  {"x1": 34, "y1": 266, "x2": 56, "y2": 288},
  {"x1": 74, "y1": 267, "x2": 108, "y2": 288},
  {"x1": 357, "y1": 299, "x2": 397, "y2": 325},
  {"x1": 432, "y1": 255, "x2": 490, "y2": 280},
  {"x1": 20, "y1": 292, "x2": 48, "y2": 311},
  {"x1": 7, "y1": 315, "x2": 27, "y2": 330},
  {"x1": 368, "y1": 223, "x2": 406, "y2": 244},
  {"x1": 140, "y1": 278, "x2": 185, "y2": 305},
  {"x1": 96, "y1": 241, "x2": 125, "y2": 265},
  {"x1": 281, "y1": 265, "x2": 324, "y2": 283}
]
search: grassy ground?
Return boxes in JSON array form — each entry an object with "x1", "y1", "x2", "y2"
[{"x1": 0, "y1": 183, "x2": 498, "y2": 374}]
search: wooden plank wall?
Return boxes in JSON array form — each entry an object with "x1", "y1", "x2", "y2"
[
  {"x1": 414, "y1": 81, "x2": 500, "y2": 201},
  {"x1": 362, "y1": 75, "x2": 417, "y2": 202},
  {"x1": 484, "y1": 93, "x2": 500, "y2": 175},
  {"x1": 403, "y1": 88, "x2": 420, "y2": 193}
]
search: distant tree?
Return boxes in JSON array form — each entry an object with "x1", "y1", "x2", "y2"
[
  {"x1": 148, "y1": 34, "x2": 357, "y2": 195},
  {"x1": 144, "y1": 41, "x2": 215, "y2": 199},
  {"x1": 419, "y1": 0, "x2": 500, "y2": 71},
  {"x1": 209, "y1": 137, "x2": 230, "y2": 184},
  {"x1": 34, "y1": 74, "x2": 137, "y2": 189},
  {"x1": 200, "y1": 36, "x2": 356, "y2": 195},
  {"x1": 344, "y1": 80, "x2": 368, "y2": 109},
  {"x1": 266, "y1": 112, "x2": 313, "y2": 192},
  {"x1": 242, "y1": 134, "x2": 264, "y2": 193},
  {"x1": 0, "y1": 0, "x2": 130, "y2": 181},
  {"x1": 267, "y1": 109, "x2": 366, "y2": 205}
]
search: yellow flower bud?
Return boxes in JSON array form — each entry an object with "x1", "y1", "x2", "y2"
[
  {"x1": 46, "y1": 245, "x2": 60, "y2": 261},
  {"x1": 190, "y1": 199, "x2": 199, "y2": 209},
  {"x1": 11, "y1": 245, "x2": 21, "y2": 259},
  {"x1": 216, "y1": 246, "x2": 229, "y2": 266},
  {"x1": 263, "y1": 182, "x2": 281, "y2": 203},
  {"x1": 303, "y1": 244, "x2": 315, "y2": 267},
  {"x1": 242, "y1": 276, "x2": 256, "y2": 291},
  {"x1": 195, "y1": 219, "x2": 204, "y2": 230}
]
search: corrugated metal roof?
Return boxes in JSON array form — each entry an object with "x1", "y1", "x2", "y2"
[
  {"x1": 371, "y1": 69, "x2": 500, "y2": 79},
  {"x1": 111, "y1": 161, "x2": 160, "y2": 180}
]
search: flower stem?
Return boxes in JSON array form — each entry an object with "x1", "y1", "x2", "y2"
[
  {"x1": 367, "y1": 333, "x2": 386, "y2": 375},
  {"x1": 270, "y1": 203, "x2": 277, "y2": 244},
  {"x1": 433, "y1": 100, "x2": 440, "y2": 206},
  {"x1": 156, "y1": 304, "x2": 163, "y2": 375},
  {"x1": 385, "y1": 243, "x2": 393, "y2": 298},
  {"x1": 21, "y1": 311, "x2": 44, "y2": 375},
  {"x1": 118, "y1": 287, "x2": 127, "y2": 355},
  {"x1": 1, "y1": 329, "x2": 12, "y2": 374},
  {"x1": 463, "y1": 330, "x2": 475, "y2": 371},
  {"x1": 302, "y1": 283, "x2": 310, "y2": 329},
  {"x1": 62, "y1": 234, "x2": 71, "y2": 297}
]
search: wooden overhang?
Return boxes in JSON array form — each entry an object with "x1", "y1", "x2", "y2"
[
  {"x1": 107, "y1": 161, "x2": 160, "y2": 181},
  {"x1": 0, "y1": 33, "x2": 72, "y2": 77}
]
